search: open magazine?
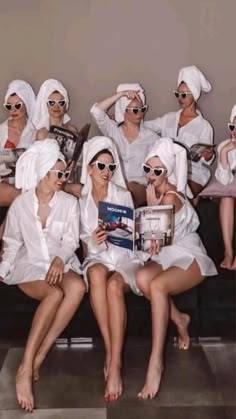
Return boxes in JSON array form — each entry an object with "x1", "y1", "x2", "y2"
[
  {"x1": 49, "y1": 123, "x2": 91, "y2": 181},
  {"x1": 0, "y1": 148, "x2": 25, "y2": 184},
  {"x1": 98, "y1": 201, "x2": 173, "y2": 251},
  {"x1": 173, "y1": 140, "x2": 215, "y2": 162}
]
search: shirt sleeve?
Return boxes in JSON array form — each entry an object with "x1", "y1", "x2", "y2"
[
  {"x1": 90, "y1": 103, "x2": 121, "y2": 144},
  {"x1": 199, "y1": 122, "x2": 215, "y2": 166},
  {"x1": 143, "y1": 116, "x2": 164, "y2": 135},
  {"x1": 57, "y1": 199, "x2": 81, "y2": 264},
  {"x1": 0, "y1": 204, "x2": 24, "y2": 279}
]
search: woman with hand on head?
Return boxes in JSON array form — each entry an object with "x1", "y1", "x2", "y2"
[
  {"x1": 215, "y1": 104, "x2": 236, "y2": 270},
  {"x1": 90, "y1": 83, "x2": 159, "y2": 207},
  {"x1": 80, "y1": 136, "x2": 142, "y2": 402},
  {"x1": 135, "y1": 138, "x2": 217, "y2": 400},
  {"x1": 0, "y1": 139, "x2": 85, "y2": 412},
  {"x1": 144, "y1": 66, "x2": 214, "y2": 203}
]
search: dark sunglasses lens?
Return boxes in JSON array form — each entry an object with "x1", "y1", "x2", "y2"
[
  {"x1": 154, "y1": 169, "x2": 163, "y2": 176},
  {"x1": 97, "y1": 162, "x2": 106, "y2": 171},
  {"x1": 64, "y1": 171, "x2": 70, "y2": 179},
  {"x1": 174, "y1": 92, "x2": 179, "y2": 99},
  {"x1": 48, "y1": 100, "x2": 55, "y2": 107},
  {"x1": 143, "y1": 165, "x2": 150, "y2": 174},
  {"x1": 181, "y1": 93, "x2": 187, "y2": 99},
  {"x1": 228, "y1": 124, "x2": 235, "y2": 131},
  {"x1": 57, "y1": 171, "x2": 63, "y2": 179},
  {"x1": 5, "y1": 104, "x2": 12, "y2": 111},
  {"x1": 141, "y1": 106, "x2": 147, "y2": 113},
  {"x1": 132, "y1": 108, "x2": 139, "y2": 114},
  {"x1": 15, "y1": 103, "x2": 22, "y2": 110},
  {"x1": 59, "y1": 100, "x2": 66, "y2": 107},
  {"x1": 109, "y1": 164, "x2": 116, "y2": 172}
]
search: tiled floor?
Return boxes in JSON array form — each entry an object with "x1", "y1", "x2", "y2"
[{"x1": 0, "y1": 339, "x2": 235, "y2": 419}]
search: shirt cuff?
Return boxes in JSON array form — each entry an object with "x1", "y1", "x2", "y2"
[{"x1": 0, "y1": 261, "x2": 11, "y2": 279}]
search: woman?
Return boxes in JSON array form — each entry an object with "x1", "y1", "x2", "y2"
[
  {"x1": 144, "y1": 66, "x2": 214, "y2": 202},
  {"x1": 80, "y1": 136, "x2": 142, "y2": 401},
  {"x1": 215, "y1": 104, "x2": 236, "y2": 270},
  {"x1": 0, "y1": 139, "x2": 85, "y2": 412},
  {"x1": 135, "y1": 138, "x2": 217, "y2": 399},
  {"x1": 90, "y1": 83, "x2": 159, "y2": 207}
]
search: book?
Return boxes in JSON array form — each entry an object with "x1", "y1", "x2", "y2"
[
  {"x1": 0, "y1": 148, "x2": 25, "y2": 184},
  {"x1": 173, "y1": 140, "x2": 216, "y2": 162},
  {"x1": 98, "y1": 201, "x2": 173, "y2": 252}
]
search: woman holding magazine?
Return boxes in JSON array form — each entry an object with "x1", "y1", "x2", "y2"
[
  {"x1": 135, "y1": 137, "x2": 217, "y2": 400},
  {"x1": 0, "y1": 139, "x2": 85, "y2": 412},
  {"x1": 144, "y1": 65, "x2": 214, "y2": 203},
  {"x1": 80, "y1": 136, "x2": 142, "y2": 402}
]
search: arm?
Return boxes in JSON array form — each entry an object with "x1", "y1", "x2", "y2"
[
  {"x1": 143, "y1": 116, "x2": 164, "y2": 135},
  {"x1": 199, "y1": 123, "x2": 215, "y2": 165},
  {"x1": 215, "y1": 140, "x2": 236, "y2": 185}
]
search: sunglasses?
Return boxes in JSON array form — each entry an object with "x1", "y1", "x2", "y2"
[
  {"x1": 49, "y1": 169, "x2": 71, "y2": 179},
  {"x1": 126, "y1": 105, "x2": 148, "y2": 115},
  {"x1": 174, "y1": 91, "x2": 192, "y2": 100},
  {"x1": 47, "y1": 99, "x2": 66, "y2": 108},
  {"x1": 92, "y1": 161, "x2": 117, "y2": 173},
  {"x1": 3, "y1": 102, "x2": 24, "y2": 111},
  {"x1": 142, "y1": 163, "x2": 167, "y2": 177},
  {"x1": 228, "y1": 123, "x2": 236, "y2": 132}
]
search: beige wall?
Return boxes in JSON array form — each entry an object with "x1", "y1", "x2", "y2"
[{"x1": 0, "y1": 0, "x2": 235, "y2": 144}]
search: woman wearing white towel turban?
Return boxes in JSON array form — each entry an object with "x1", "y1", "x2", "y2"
[
  {"x1": 0, "y1": 139, "x2": 85, "y2": 412},
  {"x1": 90, "y1": 83, "x2": 159, "y2": 207},
  {"x1": 144, "y1": 65, "x2": 214, "y2": 203},
  {"x1": 80, "y1": 136, "x2": 142, "y2": 402},
  {"x1": 135, "y1": 138, "x2": 217, "y2": 400},
  {"x1": 214, "y1": 104, "x2": 236, "y2": 269}
]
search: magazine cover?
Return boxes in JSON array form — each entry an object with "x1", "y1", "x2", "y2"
[
  {"x1": 173, "y1": 140, "x2": 215, "y2": 162},
  {"x1": 135, "y1": 205, "x2": 173, "y2": 252},
  {"x1": 0, "y1": 148, "x2": 25, "y2": 183},
  {"x1": 98, "y1": 201, "x2": 134, "y2": 250}
]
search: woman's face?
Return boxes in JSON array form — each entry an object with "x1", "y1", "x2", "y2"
[
  {"x1": 45, "y1": 160, "x2": 67, "y2": 192},
  {"x1": 47, "y1": 92, "x2": 67, "y2": 120},
  {"x1": 145, "y1": 156, "x2": 167, "y2": 187},
  {"x1": 5, "y1": 94, "x2": 27, "y2": 120},
  {"x1": 125, "y1": 97, "x2": 146, "y2": 125},
  {"x1": 230, "y1": 117, "x2": 236, "y2": 140},
  {"x1": 88, "y1": 152, "x2": 115, "y2": 187},
  {"x1": 176, "y1": 82, "x2": 195, "y2": 109}
]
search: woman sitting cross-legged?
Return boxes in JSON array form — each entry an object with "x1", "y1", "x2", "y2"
[
  {"x1": 79, "y1": 136, "x2": 142, "y2": 401},
  {"x1": 135, "y1": 137, "x2": 217, "y2": 399},
  {"x1": 0, "y1": 139, "x2": 85, "y2": 412}
]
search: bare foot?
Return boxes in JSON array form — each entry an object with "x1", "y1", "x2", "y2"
[
  {"x1": 138, "y1": 363, "x2": 164, "y2": 399},
  {"x1": 33, "y1": 352, "x2": 46, "y2": 382},
  {"x1": 230, "y1": 256, "x2": 236, "y2": 271},
  {"x1": 177, "y1": 313, "x2": 191, "y2": 350},
  {"x1": 103, "y1": 354, "x2": 111, "y2": 382},
  {"x1": 104, "y1": 367, "x2": 123, "y2": 402},
  {"x1": 220, "y1": 252, "x2": 233, "y2": 270},
  {"x1": 15, "y1": 365, "x2": 34, "y2": 412}
]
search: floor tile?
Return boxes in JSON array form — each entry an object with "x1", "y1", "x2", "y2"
[
  {"x1": 0, "y1": 408, "x2": 106, "y2": 419},
  {"x1": 202, "y1": 343, "x2": 236, "y2": 405},
  {"x1": 0, "y1": 350, "x2": 8, "y2": 373}
]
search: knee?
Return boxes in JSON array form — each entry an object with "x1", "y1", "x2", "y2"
[
  {"x1": 47, "y1": 286, "x2": 64, "y2": 303},
  {"x1": 136, "y1": 270, "x2": 148, "y2": 293},
  {"x1": 88, "y1": 265, "x2": 107, "y2": 287},
  {"x1": 150, "y1": 278, "x2": 167, "y2": 296},
  {"x1": 107, "y1": 276, "x2": 124, "y2": 298},
  {"x1": 64, "y1": 276, "x2": 86, "y2": 299}
]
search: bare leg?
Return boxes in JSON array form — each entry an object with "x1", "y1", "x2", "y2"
[
  {"x1": 188, "y1": 180, "x2": 204, "y2": 207},
  {"x1": 105, "y1": 273, "x2": 129, "y2": 401},
  {"x1": 0, "y1": 183, "x2": 20, "y2": 206},
  {"x1": 87, "y1": 264, "x2": 111, "y2": 380},
  {"x1": 16, "y1": 281, "x2": 64, "y2": 412},
  {"x1": 33, "y1": 271, "x2": 85, "y2": 381},
  {"x1": 219, "y1": 197, "x2": 235, "y2": 269},
  {"x1": 136, "y1": 262, "x2": 190, "y2": 350},
  {"x1": 138, "y1": 260, "x2": 203, "y2": 399},
  {"x1": 127, "y1": 182, "x2": 146, "y2": 208}
]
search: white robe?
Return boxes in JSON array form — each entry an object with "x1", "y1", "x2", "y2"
[
  {"x1": 90, "y1": 104, "x2": 159, "y2": 185},
  {"x1": 0, "y1": 119, "x2": 36, "y2": 149},
  {"x1": 144, "y1": 110, "x2": 214, "y2": 186},
  {"x1": 0, "y1": 189, "x2": 82, "y2": 284},
  {"x1": 215, "y1": 139, "x2": 236, "y2": 185},
  {"x1": 80, "y1": 181, "x2": 142, "y2": 294}
]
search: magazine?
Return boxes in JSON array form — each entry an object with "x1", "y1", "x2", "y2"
[
  {"x1": 0, "y1": 148, "x2": 25, "y2": 184},
  {"x1": 98, "y1": 201, "x2": 173, "y2": 251},
  {"x1": 49, "y1": 123, "x2": 91, "y2": 181},
  {"x1": 173, "y1": 140, "x2": 216, "y2": 162}
]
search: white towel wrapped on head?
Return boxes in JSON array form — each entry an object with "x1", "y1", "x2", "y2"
[
  {"x1": 230, "y1": 104, "x2": 236, "y2": 123},
  {"x1": 15, "y1": 138, "x2": 66, "y2": 190},
  {"x1": 33, "y1": 79, "x2": 70, "y2": 129},
  {"x1": 177, "y1": 65, "x2": 211, "y2": 101},
  {"x1": 80, "y1": 136, "x2": 127, "y2": 196},
  {"x1": 5, "y1": 80, "x2": 36, "y2": 120},
  {"x1": 115, "y1": 83, "x2": 145, "y2": 123}
]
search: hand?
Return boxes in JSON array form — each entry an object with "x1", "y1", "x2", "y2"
[
  {"x1": 121, "y1": 90, "x2": 141, "y2": 101},
  {"x1": 221, "y1": 139, "x2": 236, "y2": 154},
  {"x1": 36, "y1": 127, "x2": 49, "y2": 141},
  {"x1": 146, "y1": 184, "x2": 164, "y2": 206},
  {"x1": 92, "y1": 225, "x2": 108, "y2": 245},
  {"x1": 148, "y1": 239, "x2": 160, "y2": 256},
  {"x1": 200, "y1": 147, "x2": 214, "y2": 161},
  {"x1": 46, "y1": 257, "x2": 64, "y2": 285}
]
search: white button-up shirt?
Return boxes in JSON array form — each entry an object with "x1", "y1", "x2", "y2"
[{"x1": 215, "y1": 139, "x2": 236, "y2": 185}]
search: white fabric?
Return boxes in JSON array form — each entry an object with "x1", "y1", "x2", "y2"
[
  {"x1": 177, "y1": 65, "x2": 211, "y2": 101},
  {"x1": 215, "y1": 139, "x2": 236, "y2": 185},
  {"x1": 5, "y1": 79, "x2": 36, "y2": 120},
  {"x1": 144, "y1": 109, "x2": 214, "y2": 186},
  {"x1": 139, "y1": 191, "x2": 217, "y2": 277},
  {"x1": 32, "y1": 79, "x2": 70, "y2": 129},
  {"x1": 80, "y1": 135, "x2": 127, "y2": 196},
  {"x1": 115, "y1": 83, "x2": 145, "y2": 123},
  {"x1": 80, "y1": 181, "x2": 142, "y2": 294},
  {"x1": 0, "y1": 119, "x2": 35, "y2": 150},
  {"x1": 90, "y1": 104, "x2": 159, "y2": 184},
  {"x1": 15, "y1": 138, "x2": 66, "y2": 190},
  {"x1": 0, "y1": 189, "x2": 82, "y2": 284},
  {"x1": 230, "y1": 104, "x2": 236, "y2": 123}
]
